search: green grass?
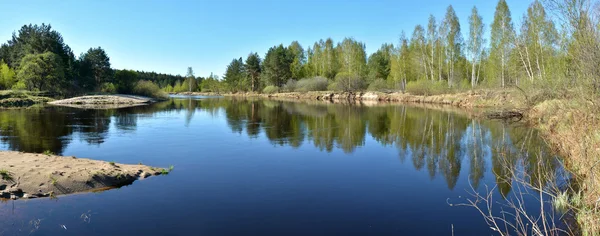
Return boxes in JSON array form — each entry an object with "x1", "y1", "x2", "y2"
[
  {"x1": 43, "y1": 150, "x2": 54, "y2": 156},
  {"x1": 0, "y1": 169, "x2": 12, "y2": 181},
  {"x1": 109, "y1": 161, "x2": 116, "y2": 166}
]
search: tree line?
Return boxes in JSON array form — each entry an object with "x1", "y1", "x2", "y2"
[
  {"x1": 216, "y1": 0, "x2": 600, "y2": 96},
  {"x1": 0, "y1": 24, "x2": 202, "y2": 96}
]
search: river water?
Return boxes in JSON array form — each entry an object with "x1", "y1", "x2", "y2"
[{"x1": 0, "y1": 96, "x2": 567, "y2": 235}]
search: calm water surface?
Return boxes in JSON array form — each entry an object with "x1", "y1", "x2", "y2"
[{"x1": 0, "y1": 97, "x2": 565, "y2": 235}]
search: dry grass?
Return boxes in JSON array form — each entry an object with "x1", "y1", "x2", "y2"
[{"x1": 528, "y1": 98, "x2": 600, "y2": 235}]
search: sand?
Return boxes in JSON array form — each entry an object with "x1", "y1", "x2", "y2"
[
  {"x1": 0, "y1": 151, "x2": 167, "y2": 200},
  {"x1": 48, "y1": 95, "x2": 155, "y2": 109}
]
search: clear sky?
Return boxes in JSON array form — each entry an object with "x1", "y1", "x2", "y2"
[{"x1": 0, "y1": 0, "x2": 532, "y2": 78}]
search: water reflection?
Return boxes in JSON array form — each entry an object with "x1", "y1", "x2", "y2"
[{"x1": 0, "y1": 97, "x2": 560, "y2": 196}]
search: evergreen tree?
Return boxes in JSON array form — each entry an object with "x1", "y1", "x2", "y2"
[
  {"x1": 79, "y1": 47, "x2": 112, "y2": 90},
  {"x1": 262, "y1": 45, "x2": 293, "y2": 87},
  {"x1": 245, "y1": 52, "x2": 262, "y2": 92},
  {"x1": 223, "y1": 57, "x2": 246, "y2": 92}
]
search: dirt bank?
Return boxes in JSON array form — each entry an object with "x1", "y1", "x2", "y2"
[
  {"x1": 177, "y1": 90, "x2": 524, "y2": 109},
  {"x1": 527, "y1": 99, "x2": 600, "y2": 234},
  {"x1": 0, "y1": 151, "x2": 168, "y2": 200},
  {"x1": 49, "y1": 94, "x2": 155, "y2": 109}
]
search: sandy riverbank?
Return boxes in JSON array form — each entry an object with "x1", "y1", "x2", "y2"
[
  {"x1": 0, "y1": 151, "x2": 168, "y2": 200},
  {"x1": 48, "y1": 94, "x2": 156, "y2": 109}
]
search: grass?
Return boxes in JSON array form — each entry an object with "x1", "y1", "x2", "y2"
[
  {"x1": 0, "y1": 90, "x2": 54, "y2": 108},
  {"x1": 49, "y1": 175, "x2": 57, "y2": 185},
  {"x1": 0, "y1": 169, "x2": 12, "y2": 181},
  {"x1": 43, "y1": 150, "x2": 54, "y2": 156},
  {"x1": 109, "y1": 161, "x2": 116, "y2": 166}
]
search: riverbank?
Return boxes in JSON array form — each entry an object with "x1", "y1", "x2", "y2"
[
  {"x1": 0, "y1": 90, "x2": 53, "y2": 108},
  {"x1": 0, "y1": 151, "x2": 168, "y2": 200},
  {"x1": 175, "y1": 90, "x2": 525, "y2": 109}
]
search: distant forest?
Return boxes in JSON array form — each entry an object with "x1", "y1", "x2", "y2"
[{"x1": 0, "y1": 24, "x2": 201, "y2": 96}]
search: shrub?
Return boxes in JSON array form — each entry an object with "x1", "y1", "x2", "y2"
[
  {"x1": 282, "y1": 80, "x2": 297, "y2": 92},
  {"x1": 367, "y1": 78, "x2": 391, "y2": 92},
  {"x1": 405, "y1": 80, "x2": 450, "y2": 95},
  {"x1": 100, "y1": 82, "x2": 117, "y2": 93},
  {"x1": 333, "y1": 73, "x2": 366, "y2": 92},
  {"x1": 296, "y1": 77, "x2": 329, "y2": 92},
  {"x1": 132, "y1": 80, "x2": 168, "y2": 99},
  {"x1": 262, "y1": 85, "x2": 279, "y2": 94},
  {"x1": 11, "y1": 81, "x2": 27, "y2": 90}
]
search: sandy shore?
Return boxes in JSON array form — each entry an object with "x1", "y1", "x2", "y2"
[
  {"x1": 0, "y1": 151, "x2": 167, "y2": 200},
  {"x1": 49, "y1": 94, "x2": 155, "y2": 108}
]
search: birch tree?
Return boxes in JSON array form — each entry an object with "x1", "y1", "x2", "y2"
[
  {"x1": 489, "y1": 0, "x2": 515, "y2": 88},
  {"x1": 467, "y1": 6, "x2": 485, "y2": 87}
]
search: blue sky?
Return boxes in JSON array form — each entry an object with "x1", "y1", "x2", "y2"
[{"x1": 0, "y1": 0, "x2": 532, "y2": 78}]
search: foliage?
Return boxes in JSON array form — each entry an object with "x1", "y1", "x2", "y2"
[
  {"x1": 282, "y1": 79, "x2": 297, "y2": 92},
  {"x1": 296, "y1": 77, "x2": 329, "y2": 92},
  {"x1": 262, "y1": 45, "x2": 293, "y2": 87},
  {"x1": 262, "y1": 85, "x2": 279, "y2": 94},
  {"x1": 367, "y1": 44, "x2": 393, "y2": 83},
  {"x1": 78, "y1": 47, "x2": 112, "y2": 91},
  {"x1": 132, "y1": 80, "x2": 167, "y2": 99},
  {"x1": 16, "y1": 52, "x2": 64, "y2": 93},
  {"x1": 0, "y1": 60, "x2": 16, "y2": 89},
  {"x1": 100, "y1": 82, "x2": 116, "y2": 93},
  {"x1": 200, "y1": 76, "x2": 225, "y2": 93},
  {"x1": 405, "y1": 80, "x2": 450, "y2": 95},
  {"x1": 367, "y1": 78, "x2": 391, "y2": 92},
  {"x1": 223, "y1": 58, "x2": 246, "y2": 92},
  {"x1": 333, "y1": 72, "x2": 365, "y2": 92},
  {"x1": 245, "y1": 52, "x2": 262, "y2": 92},
  {"x1": 114, "y1": 69, "x2": 138, "y2": 94}
]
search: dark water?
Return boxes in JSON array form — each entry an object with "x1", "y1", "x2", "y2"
[{"x1": 0, "y1": 97, "x2": 566, "y2": 235}]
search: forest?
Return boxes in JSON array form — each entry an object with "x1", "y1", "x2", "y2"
[
  {"x1": 1, "y1": 0, "x2": 597, "y2": 99},
  {"x1": 0, "y1": 24, "x2": 199, "y2": 98},
  {"x1": 213, "y1": 0, "x2": 599, "y2": 98}
]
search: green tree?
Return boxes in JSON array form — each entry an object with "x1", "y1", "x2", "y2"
[
  {"x1": 367, "y1": 43, "x2": 393, "y2": 83},
  {"x1": 0, "y1": 24, "x2": 75, "y2": 72},
  {"x1": 245, "y1": 52, "x2": 262, "y2": 92},
  {"x1": 0, "y1": 60, "x2": 16, "y2": 89},
  {"x1": 489, "y1": 0, "x2": 516, "y2": 88},
  {"x1": 390, "y1": 32, "x2": 411, "y2": 91},
  {"x1": 114, "y1": 69, "x2": 139, "y2": 93},
  {"x1": 288, "y1": 41, "x2": 306, "y2": 80},
  {"x1": 16, "y1": 52, "x2": 64, "y2": 93},
  {"x1": 336, "y1": 38, "x2": 367, "y2": 79},
  {"x1": 223, "y1": 57, "x2": 246, "y2": 92},
  {"x1": 441, "y1": 5, "x2": 464, "y2": 87},
  {"x1": 467, "y1": 6, "x2": 485, "y2": 87},
  {"x1": 427, "y1": 15, "x2": 439, "y2": 81},
  {"x1": 79, "y1": 47, "x2": 112, "y2": 90},
  {"x1": 410, "y1": 25, "x2": 429, "y2": 81},
  {"x1": 262, "y1": 45, "x2": 293, "y2": 88}
]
